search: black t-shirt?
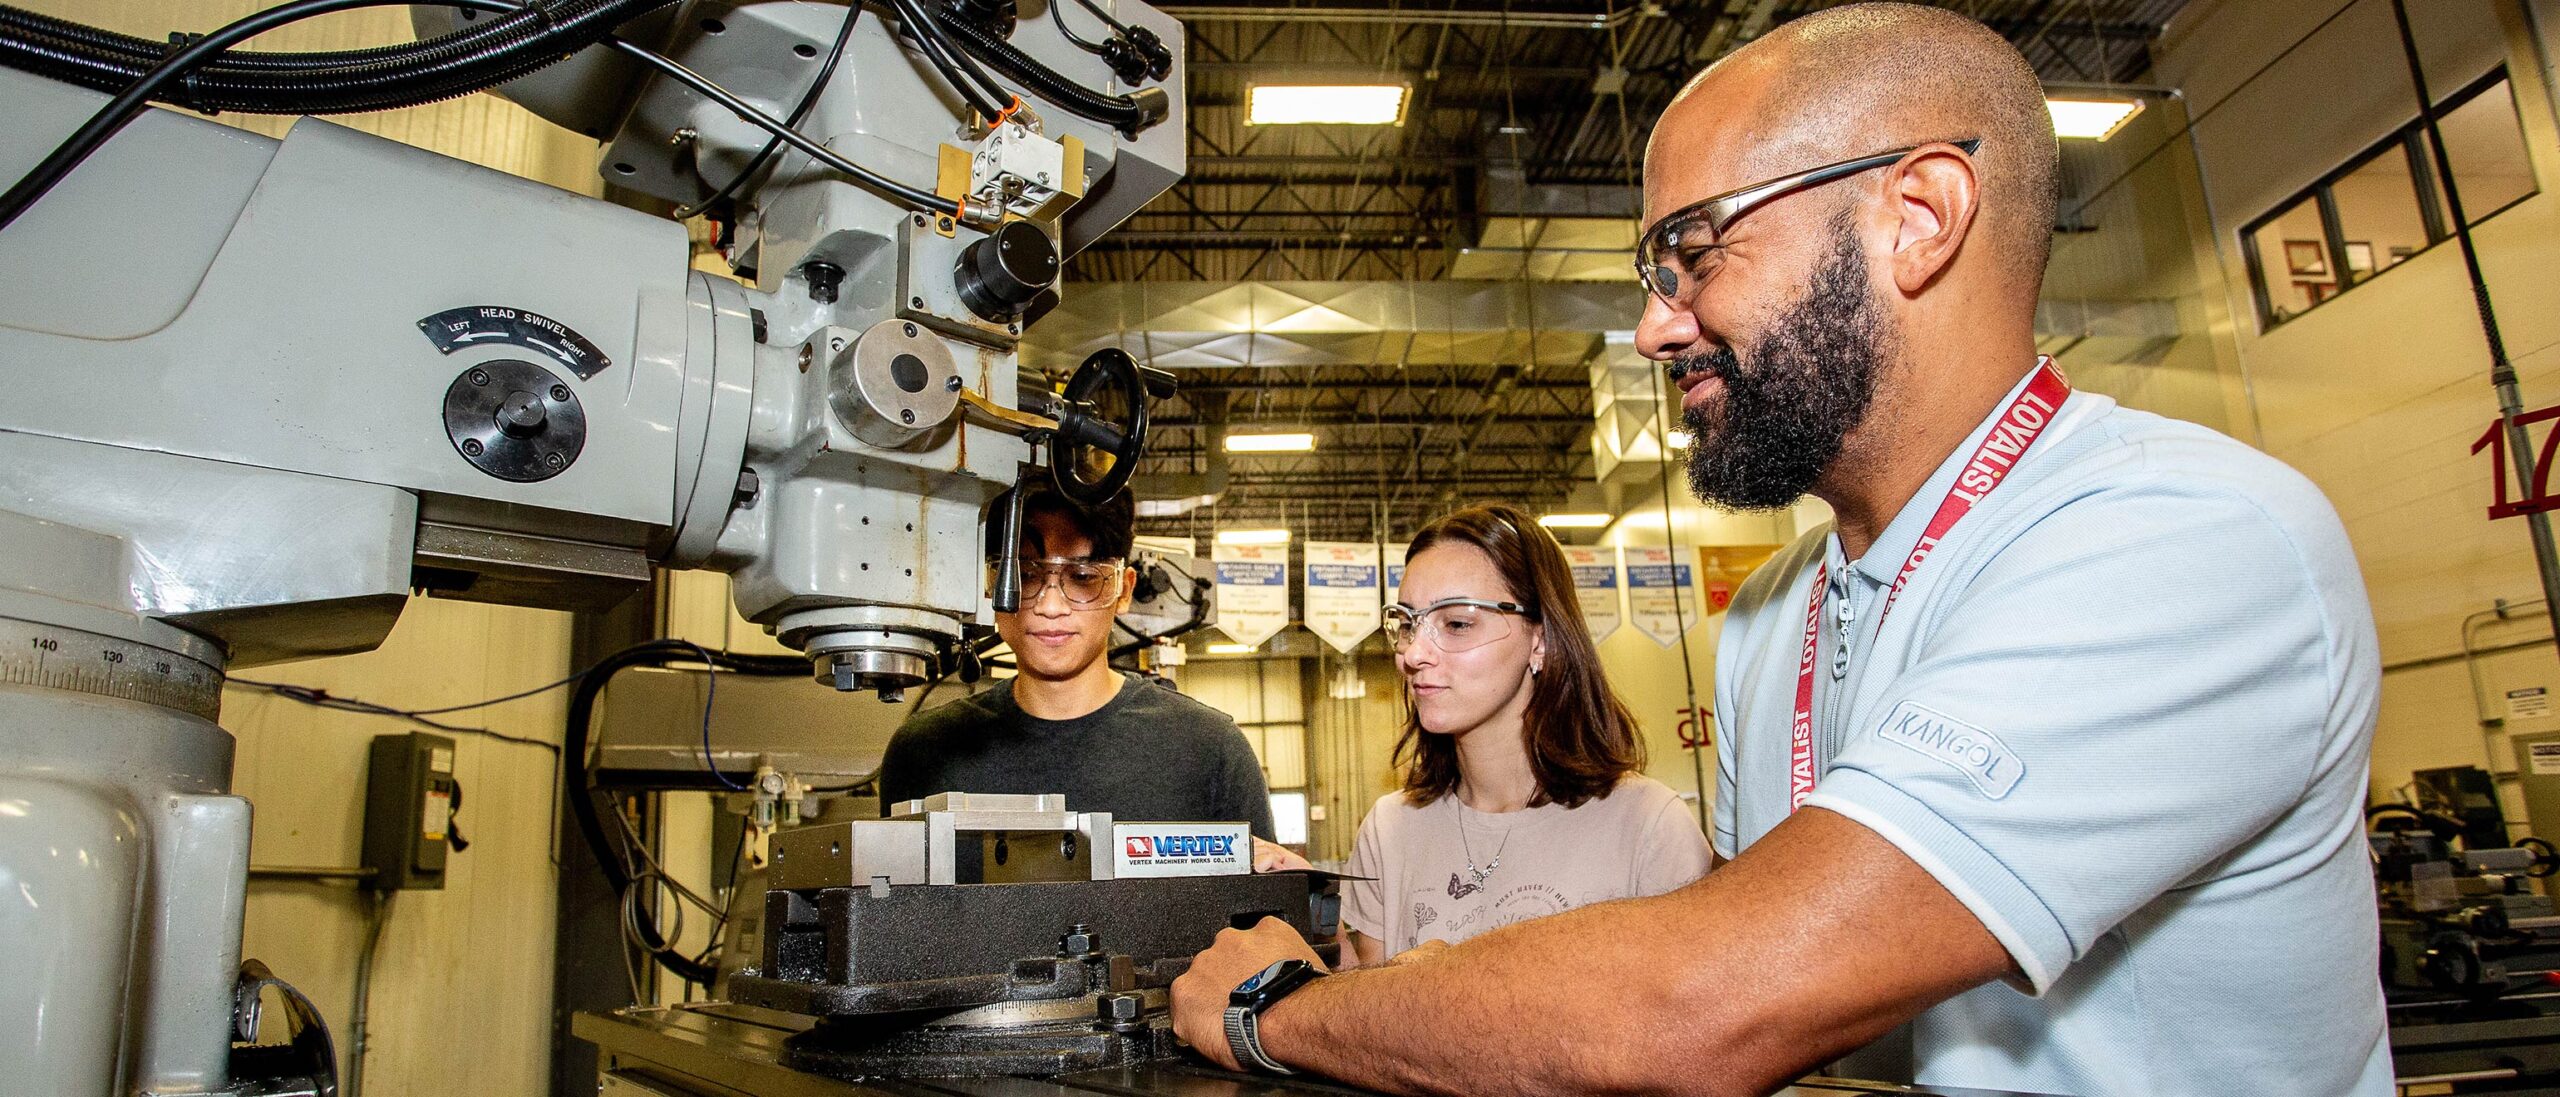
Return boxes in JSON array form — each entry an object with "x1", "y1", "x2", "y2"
[{"x1": 878, "y1": 672, "x2": 1278, "y2": 841}]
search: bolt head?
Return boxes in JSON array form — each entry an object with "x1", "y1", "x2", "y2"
[
  {"x1": 461, "y1": 439, "x2": 484, "y2": 457},
  {"x1": 903, "y1": 322, "x2": 919, "y2": 338},
  {"x1": 910, "y1": 296, "x2": 926, "y2": 309},
  {"x1": 545, "y1": 452, "x2": 567, "y2": 469},
  {"x1": 468, "y1": 369, "x2": 490, "y2": 387},
  {"x1": 945, "y1": 376, "x2": 963, "y2": 392},
  {"x1": 900, "y1": 408, "x2": 916, "y2": 424},
  {"x1": 549, "y1": 384, "x2": 571, "y2": 402}
]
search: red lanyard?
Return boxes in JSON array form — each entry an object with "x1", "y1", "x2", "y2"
[{"x1": 1787, "y1": 360, "x2": 2071, "y2": 812}]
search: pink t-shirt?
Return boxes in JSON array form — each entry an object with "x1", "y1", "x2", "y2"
[{"x1": 1341, "y1": 774, "x2": 1712, "y2": 955}]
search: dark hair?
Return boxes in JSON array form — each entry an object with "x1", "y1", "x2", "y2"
[
  {"x1": 985, "y1": 481, "x2": 1136, "y2": 560},
  {"x1": 1390, "y1": 502, "x2": 1647, "y2": 809}
]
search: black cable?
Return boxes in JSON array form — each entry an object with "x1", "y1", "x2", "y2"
[
  {"x1": 563, "y1": 640, "x2": 803, "y2": 985},
  {"x1": 597, "y1": 35, "x2": 967, "y2": 219},
  {"x1": 1049, "y1": 0, "x2": 1113, "y2": 55},
  {"x1": 890, "y1": 0, "x2": 1008, "y2": 122},
  {"x1": 934, "y1": 11, "x2": 1161, "y2": 133},
  {"x1": 670, "y1": 0, "x2": 861, "y2": 220},
  {"x1": 0, "y1": 0, "x2": 527, "y2": 232}
]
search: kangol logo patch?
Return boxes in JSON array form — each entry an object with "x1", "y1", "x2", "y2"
[{"x1": 1875, "y1": 701, "x2": 2023, "y2": 799}]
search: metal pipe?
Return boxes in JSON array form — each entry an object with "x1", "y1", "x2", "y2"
[
  {"x1": 2390, "y1": 0, "x2": 2560, "y2": 662},
  {"x1": 346, "y1": 889, "x2": 396, "y2": 1097}
]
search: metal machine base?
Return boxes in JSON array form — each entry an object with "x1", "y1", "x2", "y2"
[{"x1": 577, "y1": 1004, "x2": 2053, "y2": 1097}]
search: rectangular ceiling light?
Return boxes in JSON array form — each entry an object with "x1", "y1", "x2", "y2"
[
  {"x1": 1538, "y1": 513, "x2": 1614, "y2": 529},
  {"x1": 1206, "y1": 642, "x2": 1258, "y2": 655},
  {"x1": 1246, "y1": 84, "x2": 1410, "y2": 126},
  {"x1": 1215, "y1": 528, "x2": 1292, "y2": 546},
  {"x1": 2047, "y1": 96, "x2": 2144, "y2": 141},
  {"x1": 1224, "y1": 431, "x2": 1316, "y2": 454}
]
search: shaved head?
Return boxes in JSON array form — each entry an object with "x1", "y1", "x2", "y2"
[
  {"x1": 1654, "y1": 2, "x2": 2059, "y2": 281},
  {"x1": 1636, "y1": 3, "x2": 2061, "y2": 520}
]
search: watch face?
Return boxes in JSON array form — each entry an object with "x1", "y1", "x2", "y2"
[{"x1": 1237, "y1": 960, "x2": 1296, "y2": 995}]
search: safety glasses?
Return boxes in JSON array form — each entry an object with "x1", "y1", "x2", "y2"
[
  {"x1": 997, "y1": 556, "x2": 1126, "y2": 608},
  {"x1": 1634, "y1": 138, "x2": 1981, "y2": 311},
  {"x1": 1382, "y1": 597, "x2": 1532, "y2": 654}
]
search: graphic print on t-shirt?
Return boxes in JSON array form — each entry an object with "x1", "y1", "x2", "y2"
[{"x1": 1423, "y1": 877, "x2": 1572, "y2": 943}]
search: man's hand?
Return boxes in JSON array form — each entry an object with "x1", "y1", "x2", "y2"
[
  {"x1": 1171, "y1": 916, "x2": 1325, "y2": 1070},
  {"x1": 1252, "y1": 837, "x2": 1313, "y2": 873}
]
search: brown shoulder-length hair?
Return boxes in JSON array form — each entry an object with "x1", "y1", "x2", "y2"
[{"x1": 1390, "y1": 502, "x2": 1646, "y2": 809}]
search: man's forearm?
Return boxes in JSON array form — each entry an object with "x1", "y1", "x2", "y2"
[{"x1": 1259, "y1": 894, "x2": 1717, "y2": 1096}]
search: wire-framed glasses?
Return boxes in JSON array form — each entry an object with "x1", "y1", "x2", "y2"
[
  {"x1": 1382, "y1": 597, "x2": 1532, "y2": 653},
  {"x1": 999, "y1": 556, "x2": 1126, "y2": 608},
  {"x1": 1634, "y1": 138, "x2": 1981, "y2": 311}
]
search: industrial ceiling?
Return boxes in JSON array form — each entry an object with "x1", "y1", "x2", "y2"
[{"x1": 1024, "y1": 0, "x2": 2198, "y2": 545}]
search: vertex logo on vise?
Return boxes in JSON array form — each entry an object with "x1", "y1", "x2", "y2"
[{"x1": 1112, "y1": 822, "x2": 1251, "y2": 878}]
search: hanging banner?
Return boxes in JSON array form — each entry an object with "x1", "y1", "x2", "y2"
[
  {"x1": 1625, "y1": 546, "x2": 1696, "y2": 648},
  {"x1": 1560, "y1": 545, "x2": 1624, "y2": 642},
  {"x1": 1382, "y1": 559, "x2": 1408, "y2": 606},
  {"x1": 1302, "y1": 541, "x2": 1383, "y2": 653},
  {"x1": 1211, "y1": 543, "x2": 1289, "y2": 648}
]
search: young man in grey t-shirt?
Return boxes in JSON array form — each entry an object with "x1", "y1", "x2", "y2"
[{"x1": 878, "y1": 485, "x2": 1292, "y2": 867}]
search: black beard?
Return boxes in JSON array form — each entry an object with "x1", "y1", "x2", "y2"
[{"x1": 1673, "y1": 218, "x2": 1886, "y2": 511}]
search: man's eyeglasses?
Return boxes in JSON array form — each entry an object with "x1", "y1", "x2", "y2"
[
  {"x1": 998, "y1": 557, "x2": 1126, "y2": 608},
  {"x1": 1382, "y1": 597, "x2": 1532, "y2": 654},
  {"x1": 1634, "y1": 138, "x2": 1981, "y2": 311}
]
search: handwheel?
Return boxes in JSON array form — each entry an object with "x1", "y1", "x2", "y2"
[{"x1": 1048, "y1": 348, "x2": 1150, "y2": 505}]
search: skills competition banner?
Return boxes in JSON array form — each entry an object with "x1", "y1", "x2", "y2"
[
  {"x1": 1560, "y1": 545, "x2": 1624, "y2": 642},
  {"x1": 1624, "y1": 546, "x2": 1697, "y2": 648},
  {"x1": 1211, "y1": 542, "x2": 1289, "y2": 648},
  {"x1": 1302, "y1": 541, "x2": 1383, "y2": 653}
]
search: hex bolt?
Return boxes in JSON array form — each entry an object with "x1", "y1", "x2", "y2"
[
  {"x1": 549, "y1": 384, "x2": 571, "y2": 402},
  {"x1": 468, "y1": 369, "x2": 490, "y2": 387},
  {"x1": 1060, "y1": 923, "x2": 1099, "y2": 957},
  {"x1": 1095, "y1": 991, "x2": 1146, "y2": 1032},
  {"x1": 461, "y1": 439, "x2": 484, "y2": 457},
  {"x1": 803, "y1": 260, "x2": 845, "y2": 305}
]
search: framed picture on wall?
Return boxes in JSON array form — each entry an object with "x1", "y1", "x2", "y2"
[
  {"x1": 2284, "y1": 239, "x2": 2329, "y2": 277},
  {"x1": 2344, "y1": 241, "x2": 2376, "y2": 274}
]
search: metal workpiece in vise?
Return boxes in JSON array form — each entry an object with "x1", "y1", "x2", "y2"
[{"x1": 0, "y1": 0, "x2": 1189, "y2": 1089}]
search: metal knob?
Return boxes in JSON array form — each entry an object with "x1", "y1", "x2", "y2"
[
  {"x1": 495, "y1": 391, "x2": 548, "y2": 438},
  {"x1": 955, "y1": 221, "x2": 1058, "y2": 321}
]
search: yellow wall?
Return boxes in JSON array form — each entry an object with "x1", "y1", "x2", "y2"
[{"x1": 16, "y1": 3, "x2": 612, "y2": 1092}]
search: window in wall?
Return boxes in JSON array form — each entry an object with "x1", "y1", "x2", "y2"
[
  {"x1": 2242, "y1": 67, "x2": 2538, "y2": 331},
  {"x1": 2248, "y1": 195, "x2": 2333, "y2": 324},
  {"x1": 2434, "y1": 76, "x2": 2537, "y2": 222},
  {"x1": 2329, "y1": 142, "x2": 2429, "y2": 283}
]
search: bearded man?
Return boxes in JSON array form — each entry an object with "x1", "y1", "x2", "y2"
[{"x1": 1168, "y1": 5, "x2": 2387, "y2": 1096}]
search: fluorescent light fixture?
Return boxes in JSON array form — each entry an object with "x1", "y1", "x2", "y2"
[
  {"x1": 1135, "y1": 493, "x2": 1220, "y2": 518},
  {"x1": 1215, "y1": 528, "x2": 1292, "y2": 546},
  {"x1": 1666, "y1": 429, "x2": 1691, "y2": 449},
  {"x1": 1538, "y1": 513, "x2": 1613, "y2": 529},
  {"x1": 2047, "y1": 96, "x2": 2144, "y2": 141},
  {"x1": 1224, "y1": 431, "x2": 1316, "y2": 454},
  {"x1": 1207, "y1": 642, "x2": 1257, "y2": 655},
  {"x1": 1247, "y1": 84, "x2": 1410, "y2": 126}
]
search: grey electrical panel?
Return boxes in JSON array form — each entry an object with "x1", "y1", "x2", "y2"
[
  {"x1": 2513, "y1": 731, "x2": 2560, "y2": 844},
  {"x1": 363, "y1": 731, "x2": 458, "y2": 890}
]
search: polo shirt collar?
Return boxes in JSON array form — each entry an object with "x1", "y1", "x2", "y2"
[{"x1": 1841, "y1": 361, "x2": 2054, "y2": 587}]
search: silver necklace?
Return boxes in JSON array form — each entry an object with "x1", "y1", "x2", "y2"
[{"x1": 1458, "y1": 815, "x2": 1512, "y2": 887}]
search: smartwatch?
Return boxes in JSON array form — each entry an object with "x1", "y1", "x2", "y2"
[{"x1": 1222, "y1": 958, "x2": 1324, "y2": 1074}]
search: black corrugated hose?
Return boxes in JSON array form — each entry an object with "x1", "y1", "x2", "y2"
[
  {"x1": 0, "y1": 0, "x2": 676, "y2": 114},
  {"x1": 932, "y1": 10, "x2": 1167, "y2": 135}
]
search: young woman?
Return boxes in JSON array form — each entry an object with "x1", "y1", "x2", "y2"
[{"x1": 1341, "y1": 503, "x2": 1711, "y2": 965}]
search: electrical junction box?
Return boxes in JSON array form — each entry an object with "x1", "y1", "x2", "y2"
[{"x1": 363, "y1": 731, "x2": 458, "y2": 890}]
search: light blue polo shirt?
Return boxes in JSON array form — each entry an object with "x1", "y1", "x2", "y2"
[{"x1": 1712, "y1": 367, "x2": 2388, "y2": 1095}]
